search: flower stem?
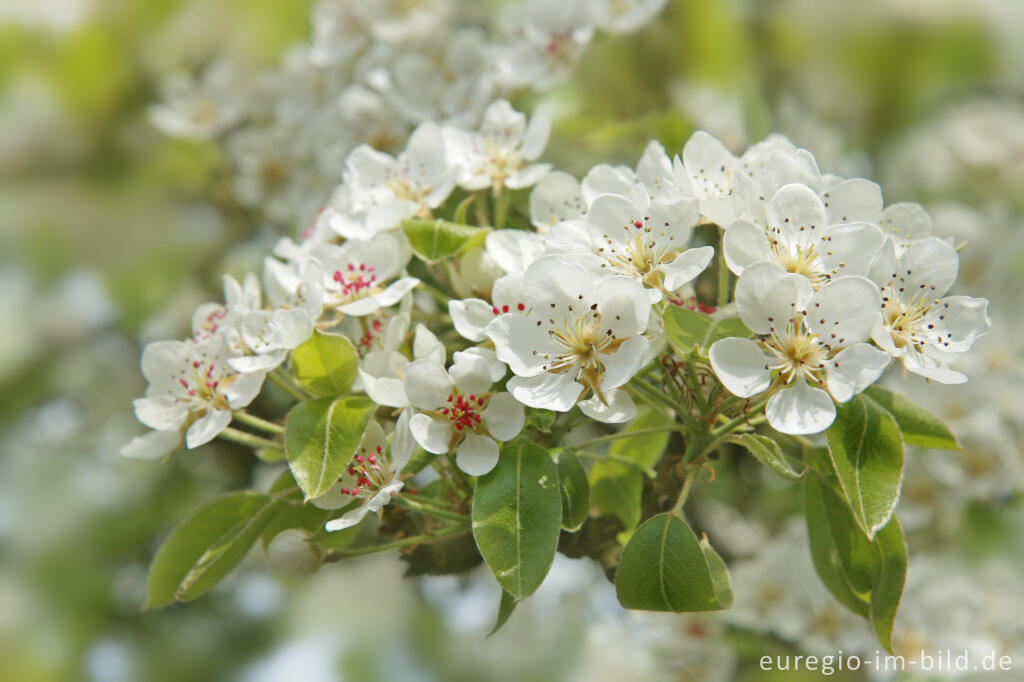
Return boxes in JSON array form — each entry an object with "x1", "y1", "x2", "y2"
[
  {"x1": 219, "y1": 426, "x2": 281, "y2": 451},
  {"x1": 572, "y1": 425, "x2": 686, "y2": 450},
  {"x1": 268, "y1": 369, "x2": 310, "y2": 402},
  {"x1": 392, "y1": 494, "x2": 469, "y2": 523},
  {"x1": 716, "y1": 228, "x2": 730, "y2": 309},
  {"x1": 232, "y1": 410, "x2": 284, "y2": 435},
  {"x1": 493, "y1": 188, "x2": 511, "y2": 229},
  {"x1": 324, "y1": 525, "x2": 467, "y2": 560},
  {"x1": 671, "y1": 467, "x2": 698, "y2": 518}
]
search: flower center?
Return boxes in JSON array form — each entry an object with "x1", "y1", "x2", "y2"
[
  {"x1": 772, "y1": 237, "x2": 825, "y2": 283},
  {"x1": 441, "y1": 391, "x2": 486, "y2": 432},
  {"x1": 761, "y1": 317, "x2": 827, "y2": 384},
  {"x1": 332, "y1": 263, "x2": 378, "y2": 300},
  {"x1": 536, "y1": 306, "x2": 625, "y2": 403},
  {"x1": 882, "y1": 291, "x2": 932, "y2": 350},
  {"x1": 597, "y1": 216, "x2": 680, "y2": 290},
  {"x1": 338, "y1": 443, "x2": 387, "y2": 497}
]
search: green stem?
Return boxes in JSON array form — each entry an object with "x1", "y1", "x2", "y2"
[
  {"x1": 716, "y1": 228, "x2": 730, "y2": 309},
  {"x1": 392, "y1": 494, "x2": 469, "y2": 523},
  {"x1": 219, "y1": 426, "x2": 281, "y2": 451},
  {"x1": 324, "y1": 525, "x2": 467, "y2": 560},
  {"x1": 268, "y1": 369, "x2": 310, "y2": 402},
  {"x1": 683, "y1": 361, "x2": 708, "y2": 412},
  {"x1": 575, "y1": 449, "x2": 657, "y2": 479},
  {"x1": 627, "y1": 379, "x2": 680, "y2": 413},
  {"x1": 572, "y1": 425, "x2": 686, "y2": 450},
  {"x1": 710, "y1": 398, "x2": 769, "y2": 439},
  {"x1": 232, "y1": 410, "x2": 284, "y2": 435},
  {"x1": 671, "y1": 467, "x2": 698, "y2": 518},
  {"x1": 493, "y1": 188, "x2": 511, "y2": 229}
]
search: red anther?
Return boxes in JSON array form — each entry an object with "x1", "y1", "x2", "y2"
[
  {"x1": 188, "y1": 389, "x2": 196, "y2": 396},
  {"x1": 376, "y1": 445, "x2": 383, "y2": 453},
  {"x1": 517, "y1": 303, "x2": 525, "y2": 311},
  {"x1": 501, "y1": 305, "x2": 509, "y2": 313},
  {"x1": 477, "y1": 397, "x2": 485, "y2": 406},
  {"x1": 354, "y1": 455, "x2": 364, "y2": 463},
  {"x1": 358, "y1": 263, "x2": 366, "y2": 271},
  {"x1": 469, "y1": 394, "x2": 475, "y2": 400},
  {"x1": 339, "y1": 488, "x2": 350, "y2": 495},
  {"x1": 442, "y1": 408, "x2": 449, "y2": 415},
  {"x1": 347, "y1": 263, "x2": 355, "y2": 271},
  {"x1": 633, "y1": 219, "x2": 643, "y2": 229},
  {"x1": 193, "y1": 361, "x2": 201, "y2": 368},
  {"x1": 206, "y1": 381, "x2": 218, "y2": 389},
  {"x1": 179, "y1": 378, "x2": 190, "y2": 389},
  {"x1": 372, "y1": 320, "x2": 382, "y2": 331},
  {"x1": 447, "y1": 394, "x2": 453, "y2": 402},
  {"x1": 368, "y1": 454, "x2": 376, "y2": 464},
  {"x1": 492, "y1": 306, "x2": 500, "y2": 315},
  {"x1": 333, "y1": 270, "x2": 344, "y2": 282}
]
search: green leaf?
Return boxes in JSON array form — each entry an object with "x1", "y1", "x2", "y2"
[
  {"x1": 803, "y1": 477, "x2": 871, "y2": 618},
  {"x1": 615, "y1": 513, "x2": 732, "y2": 612},
  {"x1": 723, "y1": 433, "x2": 806, "y2": 481},
  {"x1": 471, "y1": 444, "x2": 562, "y2": 598},
  {"x1": 261, "y1": 502, "x2": 331, "y2": 550},
  {"x1": 284, "y1": 397, "x2": 376, "y2": 500},
  {"x1": 488, "y1": 590, "x2": 518, "y2": 637},
  {"x1": 863, "y1": 385, "x2": 959, "y2": 450},
  {"x1": 145, "y1": 492, "x2": 283, "y2": 608},
  {"x1": 401, "y1": 219, "x2": 487, "y2": 263},
  {"x1": 871, "y1": 518, "x2": 907, "y2": 655},
  {"x1": 663, "y1": 308, "x2": 712, "y2": 356},
  {"x1": 590, "y1": 411, "x2": 672, "y2": 529},
  {"x1": 804, "y1": 477, "x2": 908, "y2": 654},
  {"x1": 663, "y1": 308, "x2": 750, "y2": 356},
  {"x1": 554, "y1": 449, "x2": 590, "y2": 531},
  {"x1": 825, "y1": 395, "x2": 905, "y2": 539},
  {"x1": 290, "y1": 330, "x2": 359, "y2": 397},
  {"x1": 402, "y1": 531, "x2": 482, "y2": 576}
]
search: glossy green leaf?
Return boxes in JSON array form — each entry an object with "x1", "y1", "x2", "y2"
[
  {"x1": 488, "y1": 590, "x2": 518, "y2": 637},
  {"x1": 826, "y1": 395, "x2": 905, "y2": 538},
  {"x1": 863, "y1": 386, "x2": 959, "y2": 450},
  {"x1": 146, "y1": 492, "x2": 283, "y2": 608},
  {"x1": 290, "y1": 330, "x2": 359, "y2": 396},
  {"x1": 871, "y1": 517, "x2": 908, "y2": 655},
  {"x1": 723, "y1": 433, "x2": 806, "y2": 480},
  {"x1": 284, "y1": 396, "x2": 376, "y2": 500},
  {"x1": 704, "y1": 317, "x2": 751, "y2": 347},
  {"x1": 471, "y1": 444, "x2": 562, "y2": 598},
  {"x1": 615, "y1": 513, "x2": 732, "y2": 612},
  {"x1": 804, "y1": 477, "x2": 871, "y2": 619},
  {"x1": 554, "y1": 449, "x2": 590, "y2": 531},
  {"x1": 590, "y1": 411, "x2": 672, "y2": 529},
  {"x1": 402, "y1": 219, "x2": 486, "y2": 263}
]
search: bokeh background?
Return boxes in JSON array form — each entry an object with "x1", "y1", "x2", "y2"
[{"x1": 2, "y1": 1, "x2": 1022, "y2": 680}]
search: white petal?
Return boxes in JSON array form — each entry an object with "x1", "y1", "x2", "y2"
[
  {"x1": 228, "y1": 352, "x2": 285, "y2": 374},
  {"x1": 878, "y1": 202, "x2": 932, "y2": 240},
  {"x1": 723, "y1": 220, "x2": 770, "y2": 275},
  {"x1": 409, "y1": 413, "x2": 451, "y2": 454},
  {"x1": 485, "y1": 314, "x2": 556, "y2": 377},
  {"x1": 375, "y1": 277, "x2": 420, "y2": 307},
  {"x1": 449, "y1": 353, "x2": 495, "y2": 396},
  {"x1": 662, "y1": 246, "x2": 715, "y2": 291},
  {"x1": 522, "y1": 255, "x2": 596, "y2": 306},
  {"x1": 508, "y1": 372, "x2": 583, "y2": 411},
  {"x1": 823, "y1": 178, "x2": 883, "y2": 224},
  {"x1": 186, "y1": 409, "x2": 232, "y2": 448},
  {"x1": 588, "y1": 193, "x2": 642, "y2": 246},
  {"x1": 120, "y1": 429, "x2": 181, "y2": 460},
  {"x1": 581, "y1": 164, "x2": 637, "y2": 205},
  {"x1": 413, "y1": 323, "x2": 445, "y2": 364},
  {"x1": 482, "y1": 392, "x2": 525, "y2": 441},
  {"x1": 402, "y1": 360, "x2": 452, "y2": 410},
  {"x1": 578, "y1": 389, "x2": 637, "y2": 423},
  {"x1": 682, "y1": 130, "x2": 735, "y2": 199},
  {"x1": 923, "y1": 296, "x2": 990, "y2": 352},
  {"x1": 358, "y1": 367, "x2": 409, "y2": 408},
  {"x1": 601, "y1": 335, "x2": 649, "y2": 391},
  {"x1": 826, "y1": 343, "x2": 890, "y2": 403},
  {"x1": 821, "y1": 222, "x2": 885, "y2": 279},
  {"x1": 765, "y1": 382, "x2": 836, "y2": 435},
  {"x1": 390, "y1": 408, "x2": 416, "y2": 470},
  {"x1": 766, "y1": 184, "x2": 827, "y2": 240},
  {"x1": 325, "y1": 505, "x2": 371, "y2": 532},
  {"x1": 133, "y1": 396, "x2": 188, "y2": 431},
  {"x1": 506, "y1": 163, "x2": 551, "y2": 190},
  {"x1": 453, "y1": 347, "x2": 506, "y2": 382},
  {"x1": 530, "y1": 170, "x2": 584, "y2": 230},
  {"x1": 897, "y1": 236, "x2": 959, "y2": 297},
  {"x1": 455, "y1": 433, "x2": 500, "y2": 476},
  {"x1": 224, "y1": 371, "x2": 266, "y2": 408},
  {"x1": 449, "y1": 298, "x2": 496, "y2": 342},
  {"x1": 709, "y1": 337, "x2": 771, "y2": 398},
  {"x1": 733, "y1": 262, "x2": 788, "y2": 334},
  {"x1": 521, "y1": 106, "x2": 552, "y2": 160},
  {"x1": 807, "y1": 276, "x2": 882, "y2": 349},
  {"x1": 336, "y1": 297, "x2": 382, "y2": 316}
]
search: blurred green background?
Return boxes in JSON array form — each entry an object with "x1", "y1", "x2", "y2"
[{"x1": 2, "y1": 1, "x2": 1022, "y2": 680}]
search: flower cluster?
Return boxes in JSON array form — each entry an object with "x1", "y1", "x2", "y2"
[{"x1": 149, "y1": 0, "x2": 668, "y2": 227}]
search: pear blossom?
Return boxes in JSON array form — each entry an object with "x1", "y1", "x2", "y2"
[
  {"x1": 125, "y1": 334, "x2": 266, "y2": 458},
  {"x1": 358, "y1": 319, "x2": 444, "y2": 408},
  {"x1": 484, "y1": 229, "x2": 545, "y2": 274},
  {"x1": 190, "y1": 273, "x2": 262, "y2": 344},
  {"x1": 314, "y1": 420, "x2": 410, "y2": 532},
  {"x1": 529, "y1": 170, "x2": 585, "y2": 231},
  {"x1": 148, "y1": 62, "x2": 247, "y2": 140},
  {"x1": 314, "y1": 233, "x2": 419, "y2": 316},
  {"x1": 448, "y1": 272, "x2": 529, "y2": 342},
  {"x1": 485, "y1": 255, "x2": 651, "y2": 423},
  {"x1": 709, "y1": 269, "x2": 890, "y2": 434},
  {"x1": 444, "y1": 100, "x2": 551, "y2": 193},
  {"x1": 403, "y1": 348, "x2": 523, "y2": 475},
  {"x1": 724, "y1": 183, "x2": 885, "y2": 286},
  {"x1": 868, "y1": 237, "x2": 990, "y2": 383},
  {"x1": 343, "y1": 122, "x2": 456, "y2": 235},
  {"x1": 494, "y1": 0, "x2": 594, "y2": 89},
  {"x1": 544, "y1": 191, "x2": 714, "y2": 302}
]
